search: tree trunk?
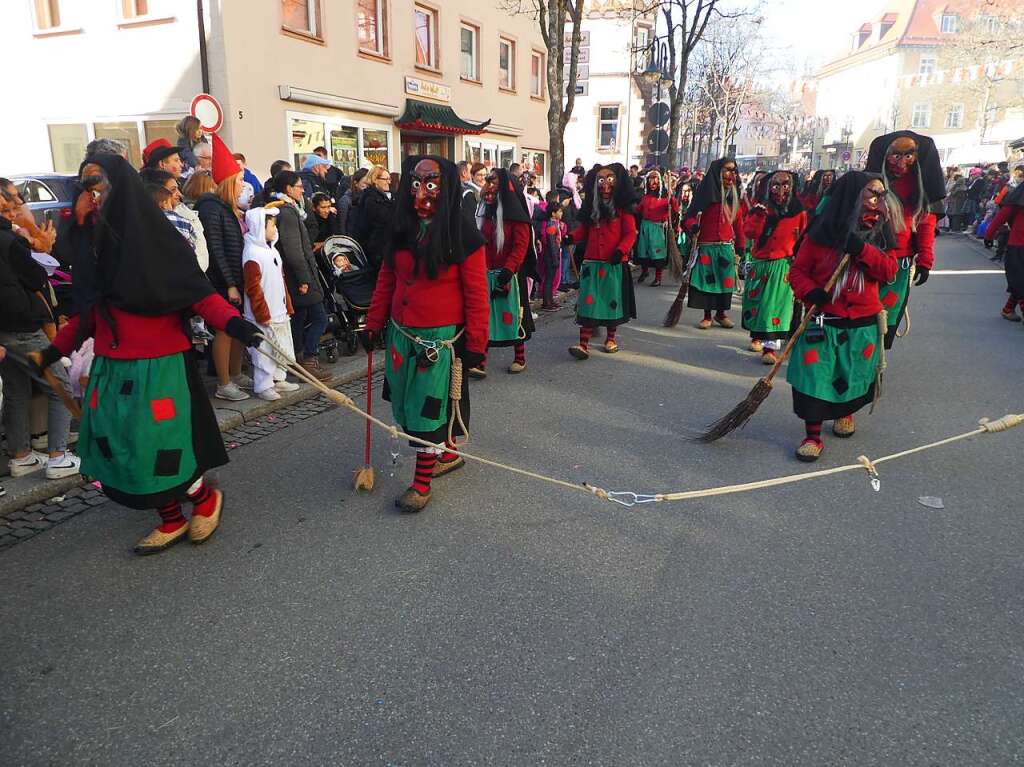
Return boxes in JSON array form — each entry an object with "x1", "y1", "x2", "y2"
[{"x1": 543, "y1": 0, "x2": 583, "y2": 186}]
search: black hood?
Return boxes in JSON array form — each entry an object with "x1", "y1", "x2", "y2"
[
  {"x1": 806, "y1": 171, "x2": 895, "y2": 251},
  {"x1": 688, "y1": 158, "x2": 739, "y2": 218},
  {"x1": 754, "y1": 170, "x2": 805, "y2": 250},
  {"x1": 482, "y1": 168, "x2": 531, "y2": 224},
  {"x1": 578, "y1": 163, "x2": 638, "y2": 223},
  {"x1": 865, "y1": 130, "x2": 947, "y2": 206}
]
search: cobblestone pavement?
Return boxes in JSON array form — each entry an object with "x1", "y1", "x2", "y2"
[{"x1": 0, "y1": 371, "x2": 386, "y2": 553}]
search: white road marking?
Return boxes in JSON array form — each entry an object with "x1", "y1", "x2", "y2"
[{"x1": 930, "y1": 269, "x2": 1004, "y2": 275}]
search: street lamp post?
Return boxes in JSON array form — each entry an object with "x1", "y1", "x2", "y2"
[{"x1": 643, "y1": 38, "x2": 672, "y2": 168}]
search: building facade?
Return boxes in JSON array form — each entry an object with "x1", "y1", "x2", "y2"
[
  {"x1": 813, "y1": 0, "x2": 1023, "y2": 169},
  {"x1": 3, "y1": 0, "x2": 551, "y2": 185},
  {"x1": 561, "y1": 0, "x2": 654, "y2": 171}
]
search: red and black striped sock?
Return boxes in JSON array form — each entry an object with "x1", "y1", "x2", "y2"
[
  {"x1": 703, "y1": 310, "x2": 712, "y2": 321},
  {"x1": 187, "y1": 480, "x2": 218, "y2": 518},
  {"x1": 513, "y1": 343, "x2": 526, "y2": 365},
  {"x1": 579, "y1": 326, "x2": 593, "y2": 350},
  {"x1": 805, "y1": 421, "x2": 823, "y2": 445},
  {"x1": 654, "y1": 268, "x2": 663, "y2": 282},
  {"x1": 1004, "y1": 297, "x2": 1017, "y2": 313},
  {"x1": 412, "y1": 452, "x2": 437, "y2": 494},
  {"x1": 440, "y1": 440, "x2": 458, "y2": 463},
  {"x1": 606, "y1": 327, "x2": 617, "y2": 343},
  {"x1": 156, "y1": 501, "x2": 186, "y2": 533}
]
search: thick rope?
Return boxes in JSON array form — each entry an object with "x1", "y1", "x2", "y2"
[{"x1": 254, "y1": 330, "x2": 1021, "y2": 507}]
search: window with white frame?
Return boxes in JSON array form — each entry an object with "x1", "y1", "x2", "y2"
[
  {"x1": 499, "y1": 37, "x2": 516, "y2": 90},
  {"x1": 919, "y1": 56, "x2": 936, "y2": 75},
  {"x1": 282, "y1": 0, "x2": 321, "y2": 38},
  {"x1": 530, "y1": 51, "x2": 544, "y2": 98},
  {"x1": 120, "y1": 0, "x2": 149, "y2": 19},
  {"x1": 460, "y1": 23, "x2": 479, "y2": 80},
  {"x1": 598, "y1": 105, "x2": 620, "y2": 149},
  {"x1": 944, "y1": 103, "x2": 964, "y2": 129},
  {"x1": 356, "y1": 0, "x2": 387, "y2": 56},
  {"x1": 940, "y1": 13, "x2": 957, "y2": 33},
  {"x1": 32, "y1": 0, "x2": 61, "y2": 29},
  {"x1": 414, "y1": 5, "x2": 439, "y2": 70},
  {"x1": 979, "y1": 15, "x2": 998, "y2": 34},
  {"x1": 911, "y1": 102, "x2": 931, "y2": 128},
  {"x1": 635, "y1": 25, "x2": 651, "y2": 70}
]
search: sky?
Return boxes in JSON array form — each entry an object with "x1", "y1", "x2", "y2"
[{"x1": 754, "y1": 0, "x2": 888, "y2": 74}]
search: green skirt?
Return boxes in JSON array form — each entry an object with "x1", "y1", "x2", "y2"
[
  {"x1": 383, "y1": 322, "x2": 468, "y2": 444},
  {"x1": 742, "y1": 258, "x2": 794, "y2": 340},
  {"x1": 688, "y1": 242, "x2": 737, "y2": 311},
  {"x1": 79, "y1": 352, "x2": 227, "y2": 510},
  {"x1": 487, "y1": 269, "x2": 524, "y2": 346},
  {"x1": 786, "y1": 317, "x2": 881, "y2": 421},
  {"x1": 576, "y1": 260, "x2": 635, "y2": 328},
  {"x1": 635, "y1": 220, "x2": 668, "y2": 267},
  {"x1": 880, "y1": 257, "x2": 912, "y2": 349}
]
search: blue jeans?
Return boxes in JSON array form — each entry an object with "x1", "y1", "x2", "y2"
[
  {"x1": 0, "y1": 329, "x2": 73, "y2": 454},
  {"x1": 290, "y1": 301, "x2": 329, "y2": 359},
  {"x1": 560, "y1": 246, "x2": 575, "y2": 287}
]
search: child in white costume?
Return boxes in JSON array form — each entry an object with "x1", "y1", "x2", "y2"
[{"x1": 242, "y1": 206, "x2": 299, "y2": 400}]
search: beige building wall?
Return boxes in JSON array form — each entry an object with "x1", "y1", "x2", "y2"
[{"x1": 213, "y1": 0, "x2": 551, "y2": 184}]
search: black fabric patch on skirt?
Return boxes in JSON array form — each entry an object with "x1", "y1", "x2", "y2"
[
  {"x1": 95, "y1": 436, "x2": 113, "y2": 459},
  {"x1": 154, "y1": 449, "x2": 183, "y2": 477},
  {"x1": 832, "y1": 377, "x2": 849, "y2": 395},
  {"x1": 120, "y1": 380, "x2": 134, "y2": 395},
  {"x1": 420, "y1": 396, "x2": 443, "y2": 420}
]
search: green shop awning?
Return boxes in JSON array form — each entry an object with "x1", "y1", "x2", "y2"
[{"x1": 396, "y1": 99, "x2": 491, "y2": 136}]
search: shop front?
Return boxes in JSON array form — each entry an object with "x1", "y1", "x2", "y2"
[
  {"x1": 396, "y1": 99, "x2": 490, "y2": 161},
  {"x1": 288, "y1": 110, "x2": 394, "y2": 175}
]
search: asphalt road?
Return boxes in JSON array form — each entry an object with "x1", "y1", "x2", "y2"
[{"x1": 2, "y1": 235, "x2": 1022, "y2": 766}]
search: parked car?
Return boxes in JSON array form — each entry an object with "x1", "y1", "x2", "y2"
[{"x1": 10, "y1": 174, "x2": 77, "y2": 229}]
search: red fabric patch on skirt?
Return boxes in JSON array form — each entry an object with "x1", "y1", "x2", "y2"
[
  {"x1": 881, "y1": 291, "x2": 899, "y2": 309},
  {"x1": 89, "y1": 388, "x2": 98, "y2": 410},
  {"x1": 699, "y1": 254, "x2": 711, "y2": 265},
  {"x1": 390, "y1": 346, "x2": 404, "y2": 372},
  {"x1": 802, "y1": 349, "x2": 819, "y2": 366},
  {"x1": 584, "y1": 294, "x2": 594, "y2": 305},
  {"x1": 723, "y1": 277, "x2": 734, "y2": 289},
  {"x1": 502, "y1": 311, "x2": 514, "y2": 325},
  {"x1": 771, "y1": 317, "x2": 781, "y2": 326},
  {"x1": 598, "y1": 267, "x2": 607, "y2": 278},
  {"x1": 150, "y1": 398, "x2": 176, "y2": 423},
  {"x1": 862, "y1": 342, "x2": 876, "y2": 359}
]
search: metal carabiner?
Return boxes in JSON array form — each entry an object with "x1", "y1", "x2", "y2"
[{"x1": 605, "y1": 491, "x2": 660, "y2": 508}]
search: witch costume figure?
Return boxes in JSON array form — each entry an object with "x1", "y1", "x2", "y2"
[
  {"x1": 988, "y1": 175, "x2": 1024, "y2": 320},
  {"x1": 683, "y1": 158, "x2": 746, "y2": 329},
  {"x1": 800, "y1": 169, "x2": 836, "y2": 217},
  {"x1": 364, "y1": 156, "x2": 489, "y2": 513},
  {"x1": 741, "y1": 171, "x2": 807, "y2": 365},
  {"x1": 564, "y1": 163, "x2": 639, "y2": 359},
  {"x1": 471, "y1": 167, "x2": 535, "y2": 377},
  {"x1": 786, "y1": 172, "x2": 897, "y2": 463},
  {"x1": 864, "y1": 130, "x2": 946, "y2": 349},
  {"x1": 36, "y1": 154, "x2": 261, "y2": 554},
  {"x1": 634, "y1": 170, "x2": 679, "y2": 287}
]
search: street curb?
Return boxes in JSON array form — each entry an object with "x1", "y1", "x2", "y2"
[{"x1": 0, "y1": 358, "x2": 376, "y2": 517}]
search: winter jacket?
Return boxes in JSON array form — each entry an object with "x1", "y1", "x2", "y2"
[
  {"x1": 685, "y1": 202, "x2": 746, "y2": 253},
  {"x1": 989, "y1": 202, "x2": 1024, "y2": 247},
  {"x1": 568, "y1": 210, "x2": 638, "y2": 262},
  {"x1": 359, "y1": 187, "x2": 394, "y2": 271},
  {"x1": 243, "y1": 207, "x2": 293, "y2": 325},
  {"x1": 481, "y1": 219, "x2": 531, "y2": 273},
  {"x1": 789, "y1": 238, "x2": 897, "y2": 320},
  {"x1": 889, "y1": 175, "x2": 938, "y2": 270},
  {"x1": 743, "y1": 208, "x2": 808, "y2": 261},
  {"x1": 337, "y1": 189, "x2": 357, "y2": 235},
  {"x1": 274, "y1": 201, "x2": 324, "y2": 307},
  {"x1": 305, "y1": 210, "x2": 342, "y2": 246},
  {"x1": 195, "y1": 193, "x2": 244, "y2": 291},
  {"x1": 176, "y1": 202, "x2": 210, "y2": 272},
  {"x1": 0, "y1": 220, "x2": 52, "y2": 333}
]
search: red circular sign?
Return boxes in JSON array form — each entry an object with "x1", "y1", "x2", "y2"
[{"x1": 190, "y1": 93, "x2": 223, "y2": 133}]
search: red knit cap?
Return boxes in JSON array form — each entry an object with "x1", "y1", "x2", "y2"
[{"x1": 210, "y1": 133, "x2": 240, "y2": 184}]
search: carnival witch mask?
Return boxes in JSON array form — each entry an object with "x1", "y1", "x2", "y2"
[
  {"x1": 859, "y1": 179, "x2": 888, "y2": 229},
  {"x1": 411, "y1": 158, "x2": 442, "y2": 220},
  {"x1": 481, "y1": 171, "x2": 499, "y2": 205},
  {"x1": 886, "y1": 137, "x2": 917, "y2": 178},
  {"x1": 646, "y1": 173, "x2": 661, "y2": 193},
  {"x1": 597, "y1": 168, "x2": 616, "y2": 200},
  {"x1": 820, "y1": 170, "x2": 835, "y2": 192},
  {"x1": 769, "y1": 172, "x2": 792, "y2": 207},
  {"x1": 721, "y1": 161, "x2": 738, "y2": 188}
]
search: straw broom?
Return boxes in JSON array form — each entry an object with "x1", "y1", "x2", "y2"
[
  {"x1": 696, "y1": 253, "x2": 851, "y2": 442},
  {"x1": 663, "y1": 229, "x2": 699, "y2": 327},
  {"x1": 353, "y1": 348, "x2": 376, "y2": 492},
  {"x1": 664, "y1": 173, "x2": 685, "y2": 283}
]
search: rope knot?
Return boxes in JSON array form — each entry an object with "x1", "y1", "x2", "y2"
[{"x1": 979, "y1": 414, "x2": 1024, "y2": 433}]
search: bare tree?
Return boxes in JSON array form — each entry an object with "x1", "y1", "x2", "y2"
[{"x1": 498, "y1": 1, "x2": 585, "y2": 182}]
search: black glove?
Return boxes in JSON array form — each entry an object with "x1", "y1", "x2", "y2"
[
  {"x1": 36, "y1": 345, "x2": 63, "y2": 372},
  {"x1": 562, "y1": 234, "x2": 574, "y2": 247},
  {"x1": 225, "y1": 316, "x2": 262, "y2": 348},
  {"x1": 844, "y1": 232, "x2": 865, "y2": 259},
  {"x1": 496, "y1": 268, "x2": 514, "y2": 289},
  {"x1": 805, "y1": 287, "x2": 831, "y2": 307},
  {"x1": 461, "y1": 350, "x2": 486, "y2": 370},
  {"x1": 357, "y1": 329, "x2": 376, "y2": 353},
  {"x1": 609, "y1": 250, "x2": 625, "y2": 265},
  {"x1": 913, "y1": 266, "x2": 929, "y2": 286},
  {"x1": 688, "y1": 223, "x2": 700, "y2": 236}
]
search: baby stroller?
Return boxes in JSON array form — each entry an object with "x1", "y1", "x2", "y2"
[{"x1": 319, "y1": 235, "x2": 377, "y2": 359}]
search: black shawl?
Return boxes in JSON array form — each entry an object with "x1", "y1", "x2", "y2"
[
  {"x1": 89, "y1": 153, "x2": 215, "y2": 316},
  {"x1": 806, "y1": 171, "x2": 895, "y2": 251},
  {"x1": 389, "y1": 155, "x2": 485, "y2": 278},
  {"x1": 754, "y1": 171, "x2": 805, "y2": 250},
  {"x1": 1002, "y1": 182, "x2": 1024, "y2": 208},
  {"x1": 483, "y1": 168, "x2": 531, "y2": 223},
  {"x1": 687, "y1": 158, "x2": 738, "y2": 218},
  {"x1": 577, "y1": 163, "x2": 638, "y2": 223},
  {"x1": 865, "y1": 130, "x2": 947, "y2": 205}
]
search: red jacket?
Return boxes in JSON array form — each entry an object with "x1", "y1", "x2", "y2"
[
  {"x1": 481, "y1": 218, "x2": 531, "y2": 272},
  {"x1": 799, "y1": 193, "x2": 819, "y2": 212},
  {"x1": 743, "y1": 208, "x2": 807, "y2": 261},
  {"x1": 568, "y1": 211, "x2": 638, "y2": 262},
  {"x1": 889, "y1": 174, "x2": 937, "y2": 269},
  {"x1": 989, "y1": 203, "x2": 1024, "y2": 247},
  {"x1": 366, "y1": 246, "x2": 490, "y2": 354},
  {"x1": 637, "y1": 195, "x2": 678, "y2": 224},
  {"x1": 684, "y1": 202, "x2": 746, "y2": 252},
  {"x1": 790, "y1": 238, "x2": 897, "y2": 320},
  {"x1": 52, "y1": 294, "x2": 238, "y2": 360}
]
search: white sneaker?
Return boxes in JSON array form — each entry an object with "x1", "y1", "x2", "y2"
[
  {"x1": 45, "y1": 452, "x2": 81, "y2": 479},
  {"x1": 274, "y1": 380, "x2": 300, "y2": 392},
  {"x1": 232, "y1": 373, "x2": 254, "y2": 389},
  {"x1": 9, "y1": 451, "x2": 48, "y2": 478},
  {"x1": 215, "y1": 383, "x2": 250, "y2": 401},
  {"x1": 256, "y1": 388, "x2": 281, "y2": 401}
]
